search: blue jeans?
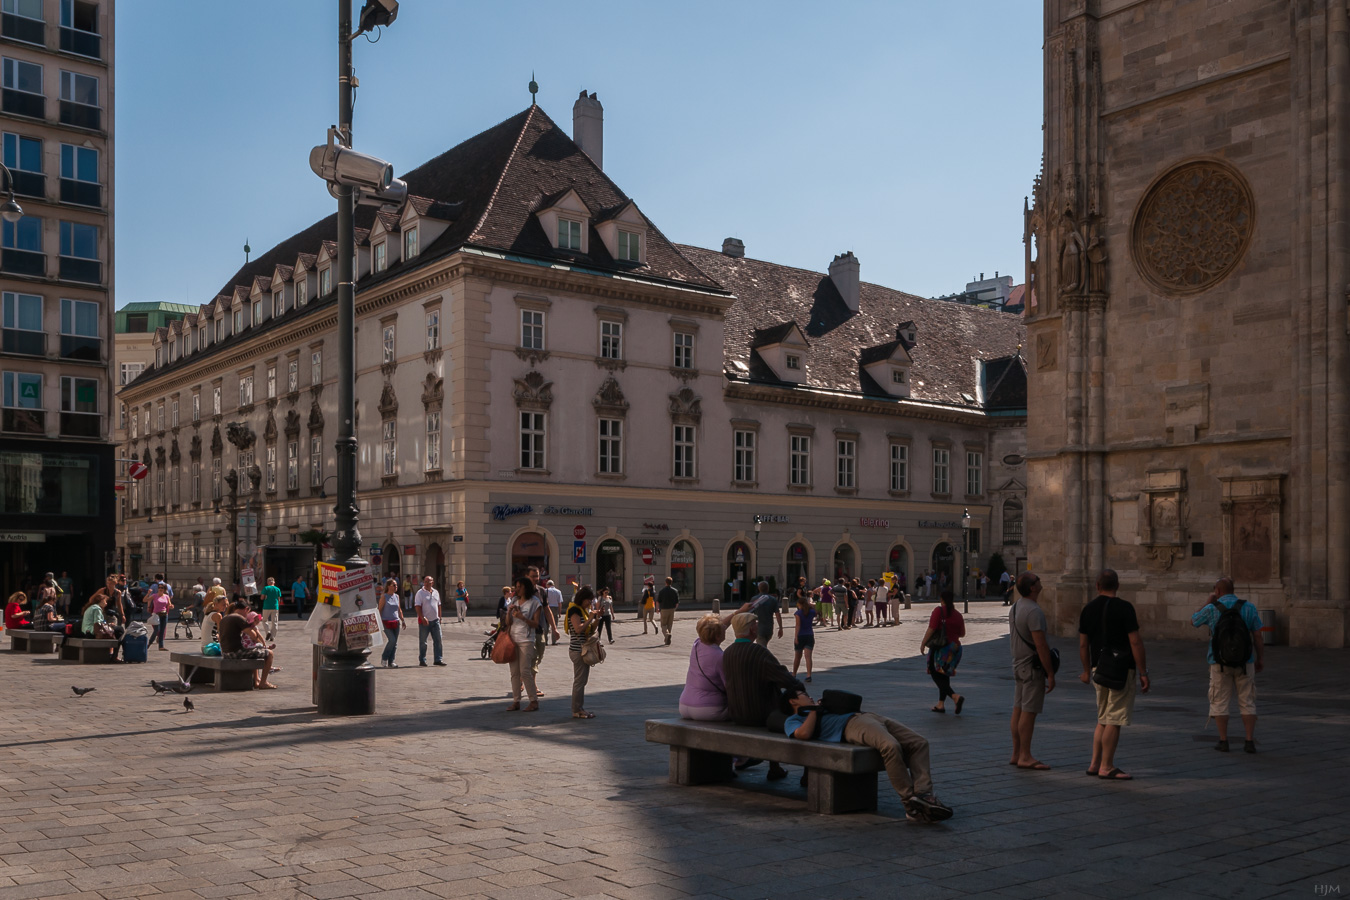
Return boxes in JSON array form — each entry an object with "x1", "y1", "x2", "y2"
[
  {"x1": 382, "y1": 623, "x2": 400, "y2": 665},
  {"x1": 418, "y1": 620, "x2": 443, "y2": 664}
]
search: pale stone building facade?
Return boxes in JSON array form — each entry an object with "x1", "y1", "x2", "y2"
[{"x1": 1026, "y1": 0, "x2": 1348, "y2": 646}]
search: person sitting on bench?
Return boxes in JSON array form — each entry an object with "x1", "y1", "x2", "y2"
[
  {"x1": 722, "y1": 612, "x2": 805, "y2": 780},
  {"x1": 784, "y1": 691, "x2": 953, "y2": 823},
  {"x1": 5, "y1": 592, "x2": 31, "y2": 630},
  {"x1": 218, "y1": 600, "x2": 277, "y2": 689}
]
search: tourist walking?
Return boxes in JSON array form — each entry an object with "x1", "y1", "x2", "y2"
[
  {"x1": 745, "y1": 582, "x2": 783, "y2": 647},
  {"x1": 380, "y1": 578, "x2": 406, "y2": 668},
  {"x1": 454, "y1": 581, "x2": 469, "y2": 622},
  {"x1": 505, "y1": 576, "x2": 542, "y2": 711},
  {"x1": 1009, "y1": 572, "x2": 1056, "y2": 769},
  {"x1": 657, "y1": 576, "x2": 680, "y2": 645},
  {"x1": 291, "y1": 574, "x2": 308, "y2": 619},
  {"x1": 1078, "y1": 569, "x2": 1149, "y2": 779},
  {"x1": 260, "y1": 577, "x2": 281, "y2": 641},
  {"x1": 147, "y1": 583, "x2": 173, "y2": 651},
  {"x1": 641, "y1": 579, "x2": 656, "y2": 633},
  {"x1": 679, "y1": 614, "x2": 730, "y2": 720},
  {"x1": 792, "y1": 592, "x2": 815, "y2": 682},
  {"x1": 832, "y1": 579, "x2": 849, "y2": 629},
  {"x1": 544, "y1": 579, "x2": 563, "y2": 644},
  {"x1": 874, "y1": 577, "x2": 889, "y2": 626},
  {"x1": 999, "y1": 569, "x2": 1013, "y2": 605},
  {"x1": 414, "y1": 575, "x2": 445, "y2": 667},
  {"x1": 814, "y1": 579, "x2": 834, "y2": 627},
  {"x1": 566, "y1": 586, "x2": 597, "y2": 718},
  {"x1": 1191, "y1": 576, "x2": 1264, "y2": 753},
  {"x1": 596, "y1": 588, "x2": 614, "y2": 643},
  {"x1": 922, "y1": 590, "x2": 965, "y2": 714}
]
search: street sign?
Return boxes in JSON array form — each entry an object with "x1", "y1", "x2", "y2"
[
  {"x1": 573, "y1": 540, "x2": 586, "y2": 564},
  {"x1": 128, "y1": 462, "x2": 149, "y2": 480},
  {"x1": 641, "y1": 548, "x2": 654, "y2": 565},
  {"x1": 573, "y1": 525, "x2": 586, "y2": 539}
]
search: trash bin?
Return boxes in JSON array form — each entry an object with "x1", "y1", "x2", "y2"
[
  {"x1": 123, "y1": 633, "x2": 149, "y2": 663},
  {"x1": 1258, "y1": 609, "x2": 1278, "y2": 646}
]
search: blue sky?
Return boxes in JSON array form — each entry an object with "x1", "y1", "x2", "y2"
[{"x1": 114, "y1": 1, "x2": 1042, "y2": 309}]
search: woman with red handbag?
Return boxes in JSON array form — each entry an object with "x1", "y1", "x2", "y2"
[
  {"x1": 504, "y1": 576, "x2": 543, "y2": 711},
  {"x1": 921, "y1": 590, "x2": 967, "y2": 714},
  {"x1": 380, "y1": 578, "x2": 406, "y2": 668}
]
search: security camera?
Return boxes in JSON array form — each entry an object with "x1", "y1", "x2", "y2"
[
  {"x1": 356, "y1": 178, "x2": 407, "y2": 211},
  {"x1": 356, "y1": 0, "x2": 398, "y2": 35},
  {"x1": 310, "y1": 142, "x2": 393, "y2": 192}
]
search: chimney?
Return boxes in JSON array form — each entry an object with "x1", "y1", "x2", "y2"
[
  {"x1": 573, "y1": 90, "x2": 603, "y2": 170},
  {"x1": 722, "y1": 237, "x2": 745, "y2": 258},
  {"x1": 829, "y1": 251, "x2": 860, "y2": 312}
]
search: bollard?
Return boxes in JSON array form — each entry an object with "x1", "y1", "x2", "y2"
[
  {"x1": 903, "y1": 591, "x2": 911, "y2": 610},
  {"x1": 1258, "y1": 609, "x2": 1278, "y2": 646}
]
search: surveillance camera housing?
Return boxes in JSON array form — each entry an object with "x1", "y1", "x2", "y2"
[
  {"x1": 357, "y1": 0, "x2": 398, "y2": 34},
  {"x1": 309, "y1": 143, "x2": 394, "y2": 191},
  {"x1": 356, "y1": 178, "x2": 407, "y2": 211}
]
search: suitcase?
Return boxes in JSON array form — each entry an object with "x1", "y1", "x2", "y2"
[{"x1": 123, "y1": 633, "x2": 149, "y2": 663}]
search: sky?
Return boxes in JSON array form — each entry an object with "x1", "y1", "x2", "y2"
[{"x1": 113, "y1": 1, "x2": 1043, "y2": 310}]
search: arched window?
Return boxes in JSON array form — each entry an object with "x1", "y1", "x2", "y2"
[
  {"x1": 1003, "y1": 498, "x2": 1024, "y2": 545},
  {"x1": 670, "y1": 540, "x2": 696, "y2": 598},
  {"x1": 833, "y1": 545, "x2": 855, "y2": 581},
  {"x1": 785, "y1": 542, "x2": 808, "y2": 589},
  {"x1": 512, "y1": 532, "x2": 549, "y2": 583}
]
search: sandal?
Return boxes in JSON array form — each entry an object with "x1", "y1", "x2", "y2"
[
  {"x1": 524, "y1": 703, "x2": 539, "y2": 712},
  {"x1": 506, "y1": 703, "x2": 520, "y2": 711},
  {"x1": 954, "y1": 696, "x2": 964, "y2": 715},
  {"x1": 930, "y1": 706, "x2": 946, "y2": 713},
  {"x1": 1085, "y1": 769, "x2": 1099, "y2": 776},
  {"x1": 257, "y1": 683, "x2": 278, "y2": 689},
  {"x1": 1099, "y1": 768, "x2": 1132, "y2": 780},
  {"x1": 572, "y1": 711, "x2": 595, "y2": 719}
]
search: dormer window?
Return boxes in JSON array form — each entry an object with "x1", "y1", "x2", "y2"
[
  {"x1": 403, "y1": 227, "x2": 419, "y2": 260},
  {"x1": 197, "y1": 327, "x2": 205, "y2": 350},
  {"x1": 251, "y1": 299, "x2": 262, "y2": 325},
  {"x1": 558, "y1": 219, "x2": 582, "y2": 251},
  {"x1": 374, "y1": 241, "x2": 386, "y2": 273},
  {"x1": 319, "y1": 268, "x2": 332, "y2": 296},
  {"x1": 786, "y1": 354, "x2": 801, "y2": 370},
  {"x1": 214, "y1": 318, "x2": 223, "y2": 342},
  {"x1": 273, "y1": 291, "x2": 284, "y2": 316},
  {"x1": 296, "y1": 277, "x2": 308, "y2": 307},
  {"x1": 892, "y1": 369, "x2": 905, "y2": 384},
  {"x1": 617, "y1": 230, "x2": 641, "y2": 262},
  {"x1": 233, "y1": 309, "x2": 242, "y2": 333}
]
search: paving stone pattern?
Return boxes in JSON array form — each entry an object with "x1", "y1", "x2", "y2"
[{"x1": 0, "y1": 603, "x2": 1346, "y2": 899}]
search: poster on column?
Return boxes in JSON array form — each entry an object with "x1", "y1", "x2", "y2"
[{"x1": 336, "y1": 566, "x2": 383, "y2": 649}]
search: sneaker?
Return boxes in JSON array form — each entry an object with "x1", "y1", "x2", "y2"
[
  {"x1": 1244, "y1": 739, "x2": 1256, "y2": 754},
  {"x1": 434, "y1": 661, "x2": 447, "y2": 667},
  {"x1": 1215, "y1": 739, "x2": 1229, "y2": 753},
  {"x1": 766, "y1": 763, "x2": 789, "y2": 781},
  {"x1": 419, "y1": 661, "x2": 428, "y2": 667},
  {"x1": 664, "y1": 637, "x2": 671, "y2": 645},
  {"x1": 906, "y1": 794, "x2": 953, "y2": 822}
]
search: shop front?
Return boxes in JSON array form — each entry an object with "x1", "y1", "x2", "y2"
[
  {"x1": 511, "y1": 530, "x2": 551, "y2": 583},
  {"x1": 596, "y1": 538, "x2": 625, "y2": 601},
  {"x1": 785, "y1": 540, "x2": 809, "y2": 589},
  {"x1": 669, "y1": 539, "x2": 696, "y2": 598},
  {"x1": 724, "y1": 540, "x2": 751, "y2": 605}
]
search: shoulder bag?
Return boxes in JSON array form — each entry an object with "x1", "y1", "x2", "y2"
[
  {"x1": 580, "y1": 632, "x2": 606, "y2": 666},
  {"x1": 1014, "y1": 610, "x2": 1061, "y2": 674},
  {"x1": 925, "y1": 608, "x2": 948, "y2": 651},
  {"x1": 490, "y1": 627, "x2": 517, "y2": 665},
  {"x1": 1090, "y1": 598, "x2": 1131, "y2": 690}
]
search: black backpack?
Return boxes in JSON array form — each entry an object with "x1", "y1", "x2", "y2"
[{"x1": 1209, "y1": 598, "x2": 1253, "y2": 671}]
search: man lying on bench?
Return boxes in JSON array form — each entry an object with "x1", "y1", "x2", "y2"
[{"x1": 785, "y1": 691, "x2": 954, "y2": 824}]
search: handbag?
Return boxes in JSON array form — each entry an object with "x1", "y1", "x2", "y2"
[
  {"x1": 580, "y1": 633, "x2": 606, "y2": 666},
  {"x1": 490, "y1": 628, "x2": 517, "y2": 664},
  {"x1": 1091, "y1": 597, "x2": 1131, "y2": 690},
  {"x1": 382, "y1": 619, "x2": 400, "y2": 632},
  {"x1": 1015, "y1": 618, "x2": 1061, "y2": 674},
  {"x1": 925, "y1": 609, "x2": 948, "y2": 651}
]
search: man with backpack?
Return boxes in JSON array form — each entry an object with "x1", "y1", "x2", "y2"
[
  {"x1": 1191, "y1": 577, "x2": 1264, "y2": 753},
  {"x1": 1077, "y1": 570, "x2": 1150, "y2": 780}
]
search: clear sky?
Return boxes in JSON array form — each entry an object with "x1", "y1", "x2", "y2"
[{"x1": 113, "y1": 1, "x2": 1042, "y2": 309}]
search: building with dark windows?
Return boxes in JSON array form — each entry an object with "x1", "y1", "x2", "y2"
[
  {"x1": 117, "y1": 95, "x2": 1024, "y2": 605},
  {"x1": 0, "y1": 0, "x2": 114, "y2": 597}
]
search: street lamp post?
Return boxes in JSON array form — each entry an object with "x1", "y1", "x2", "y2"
[
  {"x1": 960, "y1": 508, "x2": 972, "y2": 613},
  {"x1": 0, "y1": 163, "x2": 25, "y2": 223}
]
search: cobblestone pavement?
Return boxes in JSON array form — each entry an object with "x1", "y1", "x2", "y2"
[{"x1": 0, "y1": 601, "x2": 1347, "y2": 900}]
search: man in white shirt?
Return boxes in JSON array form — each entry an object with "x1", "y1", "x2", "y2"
[
  {"x1": 414, "y1": 575, "x2": 445, "y2": 667},
  {"x1": 874, "y1": 577, "x2": 890, "y2": 627},
  {"x1": 544, "y1": 580, "x2": 564, "y2": 645}
]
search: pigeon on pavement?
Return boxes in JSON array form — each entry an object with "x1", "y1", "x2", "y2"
[
  {"x1": 183, "y1": 697, "x2": 194, "y2": 712},
  {"x1": 149, "y1": 680, "x2": 173, "y2": 695},
  {"x1": 71, "y1": 686, "x2": 96, "y2": 697}
]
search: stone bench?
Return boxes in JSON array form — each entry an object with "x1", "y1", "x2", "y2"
[
  {"x1": 170, "y1": 651, "x2": 266, "y2": 691},
  {"x1": 8, "y1": 629, "x2": 61, "y2": 653},
  {"x1": 645, "y1": 717, "x2": 884, "y2": 814},
  {"x1": 59, "y1": 636, "x2": 119, "y2": 663}
]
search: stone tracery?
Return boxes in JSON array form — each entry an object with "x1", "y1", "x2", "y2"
[{"x1": 1132, "y1": 160, "x2": 1254, "y2": 294}]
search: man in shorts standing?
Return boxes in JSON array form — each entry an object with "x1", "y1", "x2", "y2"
[
  {"x1": 1009, "y1": 571, "x2": 1056, "y2": 769},
  {"x1": 1078, "y1": 569, "x2": 1149, "y2": 780},
  {"x1": 1191, "y1": 577, "x2": 1264, "y2": 753}
]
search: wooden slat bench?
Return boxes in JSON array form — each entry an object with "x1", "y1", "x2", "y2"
[
  {"x1": 170, "y1": 651, "x2": 265, "y2": 691},
  {"x1": 8, "y1": 629, "x2": 61, "y2": 653},
  {"x1": 645, "y1": 717, "x2": 884, "y2": 814},
  {"x1": 59, "y1": 636, "x2": 119, "y2": 663}
]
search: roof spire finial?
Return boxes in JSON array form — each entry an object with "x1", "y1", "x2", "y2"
[
  {"x1": 528, "y1": 71, "x2": 538, "y2": 106},
  {"x1": 244, "y1": 237, "x2": 251, "y2": 264}
]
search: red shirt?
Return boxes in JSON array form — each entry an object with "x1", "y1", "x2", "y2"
[{"x1": 928, "y1": 606, "x2": 966, "y2": 645}]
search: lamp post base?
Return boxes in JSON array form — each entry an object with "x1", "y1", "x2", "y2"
[{"x1": 316, "y1": 646, "x2": 376, "y2": 715}]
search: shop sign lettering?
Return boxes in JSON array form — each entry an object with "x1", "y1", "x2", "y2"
[
  {"x1": 492, "y1": 503, "x2": 533, "y2": 521},
  {"x1": 641, "y1": 522, "x2": 669, "y2": 532},
  {"x1": 543, "y1": 505, "x2": 593, "y2": 516},
  {"x1": 858, "y1": 517, "x2": 890, "y2": 528},
  {"x1": 756, "y1": 514, "x2": 790, "y2": 523},
  {"x1": 919, "y1": 520, "x2": 960, "y2": 529}
]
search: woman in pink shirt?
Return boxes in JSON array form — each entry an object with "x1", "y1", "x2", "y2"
[
  {"x1": 147, "y1": 584, "x2": 174, "y2": 650},
  {"x1": 921, "y1": 589, "x2": 966, "y2": 714}
]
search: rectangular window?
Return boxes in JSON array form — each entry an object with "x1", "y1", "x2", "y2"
[
  {"x1": 600, "y1": 320, "x2": 622, "y2": 359},
  {"x1": 191, "y1": 461, "x2": 200, "y2": 503},
  {"x1": 786, "y1": 354, "x2": 801, "y2": 370},
  {"x1": 2, "y1": 291, "x2": 43, "y2": 355},
  {"x1": 617, "y1": 230, "x2": 640, "y2": 262},
  {"x1": 266, "y1": 365, "x2": 276, "y2": 399},
  {"x1": 2, "y1": 57, "x2": 42, "y2": 94},
  {"x1": 404, "y1": 226, "x2": 419, "y2": 259},
  {"x1": 2, "y1": 370, "x2": 41, "y2": 407},
  {"x1": 233, "y1": 309, "x2": 243, "y2": 333},
  {"x1": 557, "y1": 218, "x2": 582, "y2": 251},
  {"x1": 239, "y1": 374, "x2": 253, "y2": 407},
  {"x1": 310, "y1": 435, "x2": 322, "y2": 487},
  {"x1": 60, "y1": 142, "x2": 96, "y2": 180},
  {"x1": 117, "y1": 401, "x2": 124, "y2": 429},
  {"x1": 967, "y1": 527, "x2": 982, "y2": 556},
  {"x1": 59, "y1": 69, "x2": 97, "y2": 105},
  {"x1": 319, "y1": 268, "x2": 331, "y2": 296},
  {"x1": 59, "y1": 375, "x2": 96, "y2": 413},
  {"x1": 967, "y1": 451, "x2": 983, "y2": 496},
  {"x1": 673, "y1": 332, "x2": 693, "y2": 369},
  {"x1": 733, "y1": 429, "x2": 755, "y2": 483},
  {"x1": 60, "y1": 297, "x2": 97, "y2": 334},
  {"x1": 836, "y1": 439, "x2": 856, "y2": 489},
  {"x1": 598, "y1": 417, "x2": 622, "y2": 474},
  {"x1": 892, "y1": 369, "x2": 906, "y2": 384},
  {"x1": 520, "y1": 310, "x2": 544, "y2": 350},
  {"x1": 295, "y1": 277, "x2": 307, "y2": 306},
  {"x1": 425, "y1": 309, "x2": 440, "y2": 350},
  {"x1": 212, "y1": 385, "x2": 221, "y2": 415},
  {"x1": 425, "y1": 412, "x2": 440, "y2": 471},
  {"x1": 287, "y1": 359, "x2": 298, "y2": 393},
  {"x1": 933, "y1": 447, "x2": 950, "y2": 495},
  {"x1": 4, "y1": 133, "x2": 40, "y2": 173},
  {"x1": 373, "y1": 241, "x2": 386, "y2": 273},
  {"x1": 673, "y1": 424, "x2": 696, "y2": 479},
  {"x1": 1, "y1": 371, "x2": 43, "y2": 434},
  {"x1": 238, "y1": 449, "x2": 253, "y2": 471},
  {"x1": 155, "y1": 403, "x2": 163, "y2": 431},
  {"x1": 382, "y1": 420, "x2": 396, "y2": 476},
  {"x1": 251, "y1": 299, "x2": 261, "y2": 325},
  {"x1": 286, "y1": 440, "x2": 298, "y2": 489},
  {"x1": 382, "y1": 324, "x2": 395, "y2": 363},
  {"x1": 60, "y1": 0, "x2": 100, "y2": 58},
  {"x1": 272, "y1": 290, "x2": 284, "y2": 317},
  {"x1": 211, "y1": 458, "x2": 221, "y2": 501},
  {"x1": 2, "y1": 215, "x2": 41, "y2": 251},
  {"x1": 3, "y1": 0, "x2": 44, "y2": 21},
  {"x1": 789, "y1": 434, "x2": 811, "y2": 486},
  {"x1": 170, "y1": 398, "x2": 179, "y2": 427},
  {"x1": 311, "y1": 350, "x2": 322, "y2": 386},
  {"x1": 214, "y1": 318, "x2": 223, "y2": 341},
  {"x1": 191, "y1": 392, "x2": 199, "y2": 422},
  {"x1": 519, "y1": 411, "x2": 545, "y2": 470},
  {"x1": 890, "y1": 443, "x2": 908, "y2": 491},
  {"x1": 265, "y1": 445, "x2": 276, "y2": 492}
]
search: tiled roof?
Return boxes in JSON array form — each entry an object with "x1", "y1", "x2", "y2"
[
  {"x1": 983, "y1": 355, "x2": 1027, "y2": 412},
  {"x1": 678, "y1": 245, "x2": 1025, "y2": 408},
  {"x1": 752, "y1": 321, "x2": 801, "y2": 347},
  {"x1": 271, "y1": 264, "x2": 294, "y2": 283},
  {"x1": 858, "y1": 338, "x2": 909, "y2": 366}
]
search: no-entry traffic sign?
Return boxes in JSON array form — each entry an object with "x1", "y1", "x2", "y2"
[
  {"x1": 573, "y1": 525, "x2": 586, "y2": 539},
  {"x1": 128, "y1": 462, "x2": 149, "y2": 480},
  {"x1": 641, "y1": 548, "x2": 654, "y2": 565}
]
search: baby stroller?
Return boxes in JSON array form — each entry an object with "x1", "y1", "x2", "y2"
[
  {"x1": 173, "y1": 609, "x2": 196, "y2": 640},
  {"x1": 480, "y1": 626, "x2": 500, "y2": 660}
]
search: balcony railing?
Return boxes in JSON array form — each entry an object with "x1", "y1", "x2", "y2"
[
  {"x1": 58, "y1": 101, "x2": 99, "y2": 130},
  {"x1": 59, "y1": 178, "x2": 100, "y2": 207},
  {"x1": 59, "y1": 26, "x2": 100, "y2": 59},
  {"x1": 59, "y1": 334, "x2": 100, "y2": 361},
  {"x1": 10, "y1": 170, "x2": 44, "y2": 199},
  {"x1": 1, "y1": 328, "x2": 44, "y2": 356},
  {"x1": 58, "y1": 256, "x2": 100, "y2": 283},
  {"x1": 59, "y1": 411, "x2": 99, "y2": 437},
  {"x1": 1, "y1": 13, "x2": 44, "y2": 45},
  {"x1": 1, "y1": 248, "x2": 45, "y2": 277},
  {"x1": 2, "y1": 408, "x2": 45, "y2": 435},
  {"x1": 2, "y1": 89, "x2": 44, "y2": 119}
]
